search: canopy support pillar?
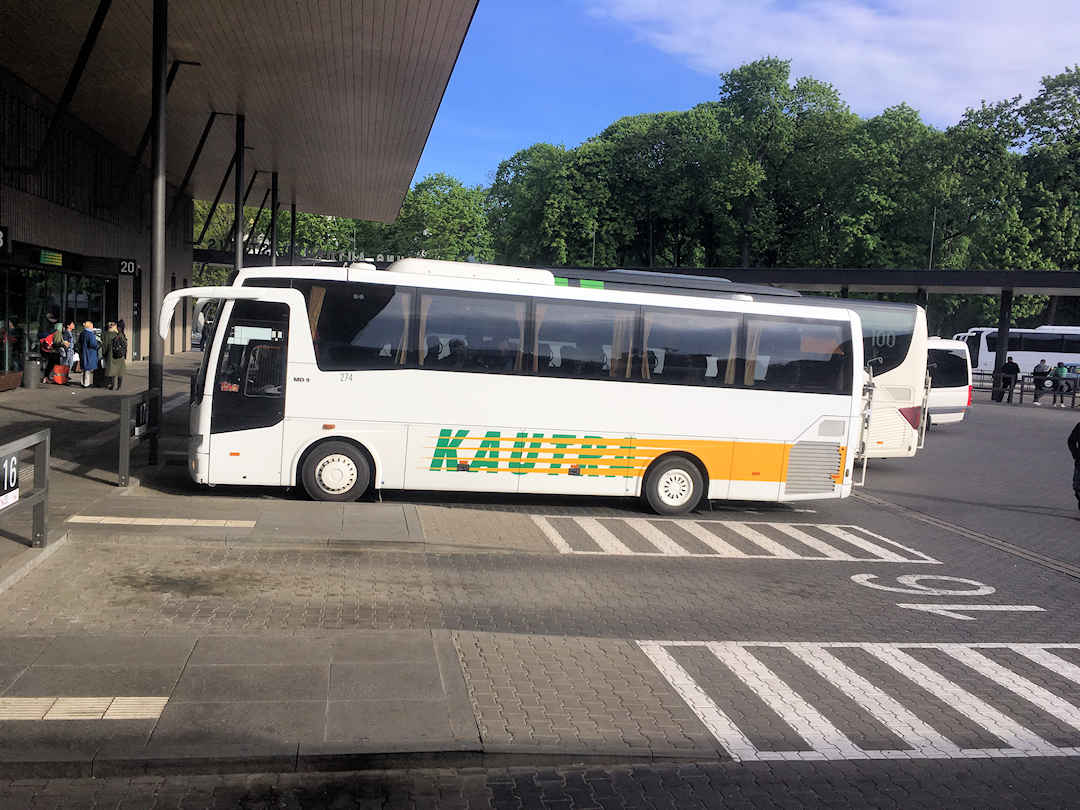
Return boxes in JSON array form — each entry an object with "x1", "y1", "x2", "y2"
[
  {"x1": 148, "y1": 0, "x2": 167, "y2": 464},
  {"x1": 991, "y1": 288, "x2": 1014, "y2": 402}
]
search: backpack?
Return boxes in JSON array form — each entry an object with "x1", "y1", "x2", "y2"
[
  {"x1": 111, "y1": 332, "x2": 127, "y2": 360},
  {"x1": 39, "y1": 333, "x2": 55, "y2": 352}
]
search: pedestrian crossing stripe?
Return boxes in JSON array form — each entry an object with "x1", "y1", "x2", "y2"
[
  {"x1": 638, "y1": 641, "x2": 1080, "y2": 761},
  {"x1": 532, "y1": 516, "x2": 939, "y2": 563}
]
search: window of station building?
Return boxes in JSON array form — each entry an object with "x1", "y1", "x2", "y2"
[
  {"x1": 305, "y1": 281, "x2": 412, "y2": 371},
  {"x1": 742, "y1": 317, "x2": 853, "y2": 395},
  {"x1": 418, "y1": 291, "x2": 526, "y2": 374},
  {"x1": 1018, "y1": 332, "x2": 1063, "y2": 353},
  {"x1": 642, "y1": 308, "x2": 739, "y2": 386},
  {"x1": 533, "y1": 299, "x2": 635, "y2": 381}
]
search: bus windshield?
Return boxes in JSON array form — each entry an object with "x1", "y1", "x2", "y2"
[{"x1": 852, "y1": 305, "x2": 916, "y2": 374}]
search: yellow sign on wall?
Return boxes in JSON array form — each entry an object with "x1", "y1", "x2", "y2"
[{"x1": 39, "y1": 249, "x2": 63, "y2": 267}]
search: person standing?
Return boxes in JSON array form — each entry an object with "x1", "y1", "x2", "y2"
[
  {"x1": 60, "y1": 320, "x2": 75, "y2": 376},
  {"x1": 1069, "y1": 421, "x2": 1080, "y2": 510},
  {"x1": 1053, "y1": 361, "x2": 1070, "y2": 408},
  {"x1": 1001, "y1": 356, "x2": 1021, "y2": 403},
  {"x1": 1033, "y1": 358, "x2": 1052, "y2": 405},
  {"x1": 38, "y1": 312, "x2": 62, "y2": 383},
  {"x1": 76, "y1": 321, "x2": 100, "y2": 388},
  {"x1": 103, "y1": 320, "x2": 127, "y2": 390}
]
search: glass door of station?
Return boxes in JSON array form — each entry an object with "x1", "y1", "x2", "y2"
[{"x1": 2, "y1": 266, "x2": 107, "y2": 374}]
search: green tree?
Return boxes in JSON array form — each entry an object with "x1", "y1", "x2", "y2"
[{"x1": 390, "y1": 173, "x2": 493, "y2": 261}]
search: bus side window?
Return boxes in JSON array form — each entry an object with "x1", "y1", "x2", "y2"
[
  {"x1": 309, "y1": 282, "x2": 411, "y2": 371},
  {"x1": 742, "y1": 317, "x2": 852, "y2": 395},
  {"x1": 418, "y1": 292, "x2": 527, "y2": 373},
  {"x1": 642, "y1": 308, "x2": 738, "y2": 386},
  {"x1": 533, "y1": 300, "x2": 635, "y2": 381}
]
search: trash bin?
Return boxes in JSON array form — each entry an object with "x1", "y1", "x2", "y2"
[{"x1": 21, "y1": 351, "x2": 38, "y2": 389}]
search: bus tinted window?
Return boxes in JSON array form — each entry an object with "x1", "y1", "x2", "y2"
[
  {"x1": 853, "y1": 306, "x2": 916, "y2": 374},
  {"x1": 929, "y1": 349, "x2": 969, "y2": 388},
  {"x1": 985, "y1": 333, "x2": 1021, "y2": 352},
  {"x1": 419, "y1": 292, "x2": 526, "y2": 373},
  {"x1": 533, "y1": 300, "x2": 635, "y2": 381},
  {"x1": 1019, "y1": 332, "x2": 1063, "y2": 352},
  {"x1": 308, "y1": 282, "x2": 411, "y2": 371},
  {"x1": 742, "y1": 318, "x2": 852, "y2": 395},
  {"x1": 1065, "y1": 336, "x2": 1080, "y2": 353},
  {"x1": 643, "y1": 308, "x2": 738, "y2": 386}
]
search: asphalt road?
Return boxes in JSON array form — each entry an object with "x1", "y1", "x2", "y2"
[{"x1": 3, "y1": 397, "x2": 1080, "y2": 807}]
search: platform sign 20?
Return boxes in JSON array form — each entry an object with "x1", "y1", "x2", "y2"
[{"x1": 0, "y1": 454, "x2": 17, "y2": 511}]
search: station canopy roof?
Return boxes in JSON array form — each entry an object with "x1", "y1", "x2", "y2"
[{"x1": 0, "y1": 0, "x2": 478, "y2": 221}]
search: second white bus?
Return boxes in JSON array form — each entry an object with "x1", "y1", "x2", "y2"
[{"x1": 163, "y1": 259, "x2": 867, "y2": 513}]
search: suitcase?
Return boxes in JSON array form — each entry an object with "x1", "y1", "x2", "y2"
[{"x1": 50, "y1": 364, "x2": 70, "y2": 385}]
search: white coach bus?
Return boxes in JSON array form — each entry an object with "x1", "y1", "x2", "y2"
[
  {"x1": 161, "y1": 259, "x2": 866, "y2": 514},
  {"x1": 954, "y1": 326, "x2": 1080, "y2": 374},
  {"x1": 555, "y1": 270, "x2": 929, "y2": 460}
]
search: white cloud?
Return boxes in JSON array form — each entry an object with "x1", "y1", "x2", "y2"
[{"x1": 587, "y1": 0, "x2": 1080, "y2": 124}]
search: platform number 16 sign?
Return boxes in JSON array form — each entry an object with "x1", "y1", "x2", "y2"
[{"x1": 0, "y1": 454, "x2": 18, "y2": 510}]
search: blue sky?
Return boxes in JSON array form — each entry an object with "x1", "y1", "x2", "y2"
[{"x1": 412, "y1": 0, "x2": 1079, "y2": 189}]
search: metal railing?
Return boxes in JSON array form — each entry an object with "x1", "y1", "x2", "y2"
[
  {"x1": 117, "y1": 389, "x2": 161, "y2": 486},
  {"x1": 973, "y1": 371, "x2": 1077, "y2": 407},
  {"x1": 0, "y1": 429, "x2": 50, "y2": 547}
]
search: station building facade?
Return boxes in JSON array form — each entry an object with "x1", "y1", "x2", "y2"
[{"x1": 0, "y1": 66, "x2": 192, "y2": 391}]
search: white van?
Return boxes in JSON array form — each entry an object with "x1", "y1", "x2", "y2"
[{"x1": 926, "y1": 338, "x2": 972, "y2": 426}]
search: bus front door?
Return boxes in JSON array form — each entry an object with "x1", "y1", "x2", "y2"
[
  {"x1": 207, "y1": 300, "x2": 289, "y2": 486},
  {"x1": 158, "y1": 286, "x2": 313, "y2": 488}
]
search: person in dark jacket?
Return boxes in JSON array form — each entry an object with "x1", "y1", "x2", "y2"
[
  {"x1": 1070, "y1": 422, "x2": 1080, "y2": 510},
  {"x1": 1001, "y1": 356, "x2": 1021, "y2": 403},
  {"x1": 103, "y1": 320, "x2": 127, "y2": 390},
  {"x1": 1033, "y1": 359, "x2": 1052, "y2": 404},
  {"x1": 76, "y1": 321, "x2": 100, "y2": 388}
]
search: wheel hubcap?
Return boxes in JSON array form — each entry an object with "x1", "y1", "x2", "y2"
[
  {"x1": 315, "y1": 454, "x2": 358, "y2": 495},
  {"x1": 657, "y1": 469, "x2": 694, "y2": 507}
]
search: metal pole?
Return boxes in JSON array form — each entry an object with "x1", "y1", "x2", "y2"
[
  {"x1": 169, "y1": 110, "x2": 216, "y2": 224},
  {"x1": 234, "y1": 115, "x2": 245, "y2": 270},
  {"x1": 243, "y1": 187, "x2": 270, "y2": 254},
  {"x1": 148, "y1": 0, "x2": 167, "y2": 465},
  {"x1": 195, "y1": 152, "x2": 234, "y2": 246},
  {"x1": 927, "y1": 206, "x2": 937, "y2": 270},
  {"x1": 288, "y1": 201, "x2": 297, "y2": 264},
  {"x1": 270, "y1": 172, "x2": 279, "y2": 265},
  {"x1": 32, "y1": 432, "x2": 49, "y2": 547},
  {"x1": 118, "y1": 395, "x2": 131, "y2": 487},
  {"x1": 991, "y1": 288, "x2": 1014, "y2": 403},
  {"x1": 33, "y1": 0, "x2": 113, "y2": 173}
]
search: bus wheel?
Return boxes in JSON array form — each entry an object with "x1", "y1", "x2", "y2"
[
  {"x1": 644, "y1": 456, "x2": 704, "y2": 515},
  {"x1": 302, "y1": 441, "x2": 371, "y2": 502}
]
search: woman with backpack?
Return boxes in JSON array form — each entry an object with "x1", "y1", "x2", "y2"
[{"x1": 103, "y1": 319, "x2": 127, "y2": 390}]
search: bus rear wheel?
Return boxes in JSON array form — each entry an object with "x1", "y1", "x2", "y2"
[
  {"x1": 644, "y1": 456, "x2": 704, "y2": 515},
  {"x1": 301, "y1": 441, "x2": 371, "y2": 502}
]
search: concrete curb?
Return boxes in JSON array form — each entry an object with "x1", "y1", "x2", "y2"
[
  {"x1": 0, "y1": 742, "x2": 721, "y2": 779},
  {"x1": 0, "y1": 531, "x2": 68, "y2": 596}
]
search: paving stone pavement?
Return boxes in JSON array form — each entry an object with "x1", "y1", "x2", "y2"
[
  {"x1": 453, "y1": 631, "x2": 717, "y2": 756},
  {"x1": 3, "y1": 759, "x2": 1080, "y2": 808}
]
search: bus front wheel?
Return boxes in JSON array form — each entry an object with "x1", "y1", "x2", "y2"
[
  {"x1": 644, "y1": 456, "x2": 704, "y2": 516},
  {"x1": 301, "y1": 441, "x2": 371, "y2": 502}
]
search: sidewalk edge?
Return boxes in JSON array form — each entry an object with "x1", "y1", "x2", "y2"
[{"x1": 0, "y1": 531, "x2": 68, "y2": 596}]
